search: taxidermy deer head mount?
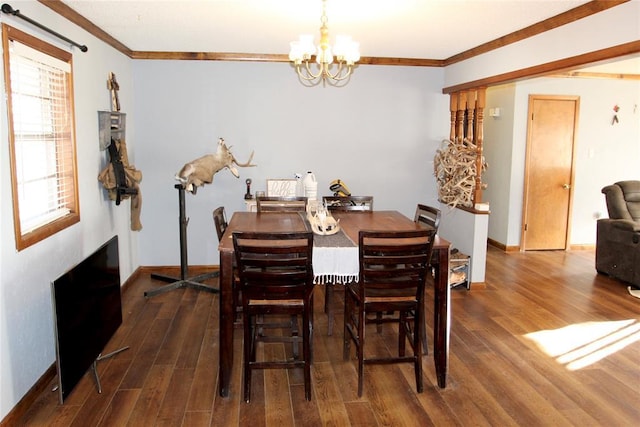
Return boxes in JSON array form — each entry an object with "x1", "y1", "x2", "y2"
[{"x1": 175, "y1": 137, "x2": 256, "y2": 194}]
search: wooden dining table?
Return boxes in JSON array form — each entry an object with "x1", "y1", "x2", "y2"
[{"x1": 217, "y1": 210, "x2": 452, "y2": 397}]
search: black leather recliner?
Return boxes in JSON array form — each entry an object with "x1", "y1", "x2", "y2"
[{"x1": 596, "y1": 180, "x2": 640, "y2": 287}]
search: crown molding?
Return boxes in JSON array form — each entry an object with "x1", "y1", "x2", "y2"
[{"x1": 38, "y1": 0, "x2": 635, "y2": 88}]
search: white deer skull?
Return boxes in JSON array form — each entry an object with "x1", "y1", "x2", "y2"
[{"x1": 175, "y1": 138, "x2": 256, "y2": 194}]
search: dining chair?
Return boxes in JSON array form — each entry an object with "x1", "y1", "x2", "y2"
[
  {"x1": 343, "y1": 228, "x2": 436, "y2": 397},
  {"x1": 213, "y1": 206, "x2": 228, "y2": 239},
  {"x1": 414, "y1": 203, "x2": 441, "y2": 232},
  {"x1": 373, "y1": 204, "x2": 441, "y2": 342},
  {"x1": 323, "y1": 196, "x2": 373, "y2": 212},
  {"x1": 213, "y1": 206, "x2": 242, "y2": 322},
  {"x1": 411, "y1": 204, "x2": 442, "y2": 351},
  {"x1": 232, "y1": 231, "x2": 315, "y2": 402},
  {"x1": 256, "y1": 196, "x2": 308, "y2": 212},
  {"x1": 321, "y1": 195, "x2": 372, "y2": 334}
]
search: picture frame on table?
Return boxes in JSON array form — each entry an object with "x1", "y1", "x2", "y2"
[{"x1": 267, "y1": 179, "x2": 297, "y2": 197}]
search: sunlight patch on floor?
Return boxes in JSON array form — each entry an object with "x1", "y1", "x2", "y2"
[{"x1": 524, "y1": 320, "x2": 640, "y2": 370}]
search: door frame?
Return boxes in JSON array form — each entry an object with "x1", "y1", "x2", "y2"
[{"x1": 521, "y1": 94, "x2": 580, "y2": 251}]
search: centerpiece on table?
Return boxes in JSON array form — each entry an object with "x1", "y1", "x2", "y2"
[{"x1": 307, "y1": 201, "x2": 340, "y2": 235}]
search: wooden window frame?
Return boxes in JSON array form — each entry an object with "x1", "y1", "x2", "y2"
[{"x1": 2, "y1": 24, "x2": 80, "y2": 250}]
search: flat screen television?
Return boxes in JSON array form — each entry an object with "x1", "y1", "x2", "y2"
[{"x1": 51, "y1": 235, "x2": 122, "y2": 403}]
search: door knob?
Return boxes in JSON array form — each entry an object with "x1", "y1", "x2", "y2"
[{"x1": 562, "y1": 184, "x2": 571, "y2": 190}]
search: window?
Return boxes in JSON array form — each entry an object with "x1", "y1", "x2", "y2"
[{"x1": 2, "y1": 24, "x2": 79, "y2": 250}]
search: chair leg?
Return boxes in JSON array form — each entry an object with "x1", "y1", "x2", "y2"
[
  {"x1": 414, "y1": 305, "x2": 424, "y2": 393},
  {"x1": 357, "y1": 303, "x2": 365, "y2": 398},
  {"x1": 398, "y1": 311, "x2": 407, "y2": 357},
  {"x1": 324, "y1": 283, "x2": 331, "y2": 313},
  {"x1": 420, "y1": 320, "x2": 428, "y2": 355},
  {"x1": 243, "y1": 312, "x2": 254, "y2": 403},
  {"x1": 290, "y1": 314, "x2": 299, "y2": 359},
  {"x1": 303, "y1": 305, "x2": 312, "y2": 401},
  {"x1": 343, "y1": 289, "x2": 367, "y2": 396},
  {"x1": 326, "y1": 284, "x2": 334, "y2": 335},
  {"x1": 309, "y1": 294, "x2": 315, "y2": 362},
  {"x1": 343, "y1": 291, "x2": 352, "y2": 361}
]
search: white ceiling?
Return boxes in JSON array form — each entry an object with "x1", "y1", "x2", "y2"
[{"x1": 60, "y1": 0, "x2": 598, "y2": 59}]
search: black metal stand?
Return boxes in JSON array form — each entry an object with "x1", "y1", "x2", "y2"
[
  {"x1": 92, "y1": 346, "x2": 129, "y2": 394},
  {"x1": 145, "y1": 184, "x2": 219, "y2": 297}
]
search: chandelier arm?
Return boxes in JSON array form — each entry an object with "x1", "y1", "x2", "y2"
[
  {"x1": 295, "y1": 64, "x2": 314, "y2": 81},
  {"x1": 296, "y1": 67, "x2": 314, "y2": 81},
  {"x1": 325, "y1": 62, "x2": 353, "y2": 81},
  {"x1": 300, "y1": 60, "x2": 323, "y2": 80}
]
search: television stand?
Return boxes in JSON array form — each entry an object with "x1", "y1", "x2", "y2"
[
  {"x1": 145, "y1": 184, "x2": 220, "y2": 297},
  {"x1": 92, "y1": 346, "x2": 129, "y2": 393}
]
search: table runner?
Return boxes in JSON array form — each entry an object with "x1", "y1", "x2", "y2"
[{"x1": 299, "y1": 213, "x2": 359, "y2": 284}]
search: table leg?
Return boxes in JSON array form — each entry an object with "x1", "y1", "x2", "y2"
[
  {"x1": 433, "y1": 246, "x2": 450, "y2": 388},
  {"x1": 325, "y1": 284, "x2": 334, "y2": 335},
  {"x1": 219, "y1": 251, "x2": 234, "y2": 397}
]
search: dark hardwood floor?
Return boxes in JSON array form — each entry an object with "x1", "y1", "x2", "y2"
[{"x1": 14, "y1": 247, "x2": 640, "y2": 426}]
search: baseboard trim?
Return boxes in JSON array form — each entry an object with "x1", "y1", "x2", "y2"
[
  {"x1": 0, "y1": 364, "x2": 56, "y2": 426},
  {"x1": 487, "y1": 238, "x2": 520, "y2": 252},
  {"x1": 139, "y1": 265, "x2": 220, "y2": 276},
  {"x1": 569, "y1": 244, "x2": 596, "y2": 251},
  {"x1": 469, "y1": 281, "x2": 487, "y2": 290},
  {"x1": 121, "y1": 266, "x2": 142, "y2": 294}
]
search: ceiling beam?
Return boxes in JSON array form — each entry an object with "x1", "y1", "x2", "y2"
[
  {"x1": 442, "y1": 40, "x2": 640, "y2": 93},
  {"x1": 443, "y1": 0, "x2": 629, "y2": 66},
  {"x1": 547, "y1": 71, "x2": 640, "y2": 80}
]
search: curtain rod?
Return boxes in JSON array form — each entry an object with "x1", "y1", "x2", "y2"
[{"x1": 1, "y1": 3, "x2": 87, "y2": 52}]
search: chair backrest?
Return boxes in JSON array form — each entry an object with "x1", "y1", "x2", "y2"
[
  {"x1": 256, "y1": 196, "x2": 308, "y2": 212},
  {"x1": 213, "y1": 206, "x2": 228, "y2": 241},
  {"x1": 323, "y1": 196, "x2": 373, "y2": 212},
  {"x1": 602, "y1": 180, "x2": 640, "y2": 222},
  {"x1": 414, "y1": 204, "x2": 441, "y2": 233},
  {"x1": 358, "y1": 229, "x2": 435, "y2": 298},
  {"x1": 232, "y1": 231, "x2": 314, "y2": 300}
]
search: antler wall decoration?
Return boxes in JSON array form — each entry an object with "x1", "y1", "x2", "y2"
[
  {"x1": 434, "y1": 138, "x2": 487, "y2": 208},
  {"x1": 436, "y1": 88, "x2": 489, "y2": 209}
]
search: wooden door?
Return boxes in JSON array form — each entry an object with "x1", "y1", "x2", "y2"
[{"x1": 522, "y1": 95, "x2": 579, "y2": 251}]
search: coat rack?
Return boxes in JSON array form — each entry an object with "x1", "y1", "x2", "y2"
[{"x1": 144, "y1": 184, "x2": 219, "y2": 297}]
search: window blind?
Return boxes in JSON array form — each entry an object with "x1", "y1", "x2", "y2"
[{"x1": 6, "y1": 36, "x2": 78, "y2": 242}]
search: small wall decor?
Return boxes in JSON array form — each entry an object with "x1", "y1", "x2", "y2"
[
  {"x1": 107, "y1": 72, "x2": 120, "y2": 112},
  {"x1": 97, "y1": 72, "x2": 143, "y2": 231},
  {"x1": 612, "y1": 104, "x2": 620, "y2": 125}
]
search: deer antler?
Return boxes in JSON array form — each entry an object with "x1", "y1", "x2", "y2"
[{"x1": 232, "y1": 150, "x2": 256, "y2": 168}]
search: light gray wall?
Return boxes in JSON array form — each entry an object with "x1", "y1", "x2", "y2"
[
  {"x1": 483, "y1": 83, "x2": 517, "y2": 246},
  {"x1": 0, "y1": 3, "x2": 137, "y2": 420},
  {"x1": 484, "y1": 77, "x2": 640, "y2": 247},
  {"x1": 132, "y1": 60, "x2": 448, "y2": 266}
]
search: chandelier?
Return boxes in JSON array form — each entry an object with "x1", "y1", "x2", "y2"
[{"x1": 288, "y1": 0, "x2": 360, "y2": 86}]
